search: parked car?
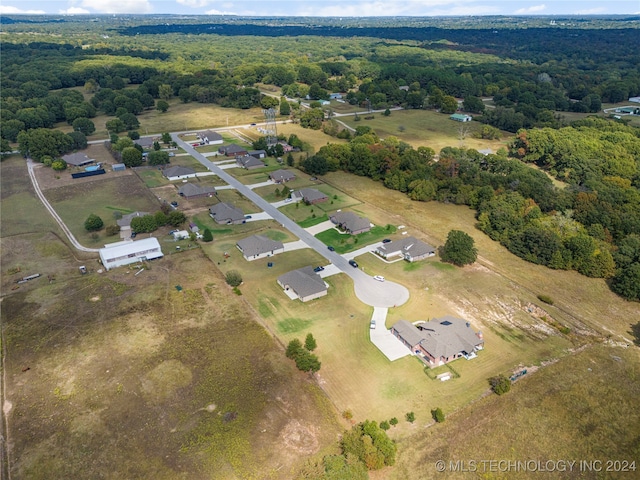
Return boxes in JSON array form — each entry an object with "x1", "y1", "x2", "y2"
[
  {"x1": 168, "y1": 229, "x2": 178, "y2": 235},
  {"x1": 130, "y1": 232, "x2": 137, "y2": 238},
  {"x1": 245, "y1": 215, "x2": 252, "y2": 219},
  {"x1": 370, "y1": 319, "x2": 376, "y2": 329},
  {"x1": 313, "y1": 266, "x2": 325, "y2": 272},
  {"x1": 382, "y1": 238, "x2": 392, "y2": 243},
  {"x1": 349, "y1": 260, "x2": 358, "y2": 268},
  {"x1": 284, "y1": 198, "x2": 292, "y2": 203},
  {"x1": 327, "y1": 246, "x2": 335, "y2": 251},
  {"x1": 170, "y1": 201, "x2": 178, "y2": 207},
  {"x1": 373, "y1": 275, "x2": 385, "y2": 282}
]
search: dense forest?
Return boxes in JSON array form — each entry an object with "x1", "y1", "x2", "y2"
[{"x1": 1, "y1": 15, "x2": 639, "y2": 300}]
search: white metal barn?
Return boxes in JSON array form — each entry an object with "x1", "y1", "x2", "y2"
[{"x1": 99, "y1": 238, "x2": 164, "y2": 270}]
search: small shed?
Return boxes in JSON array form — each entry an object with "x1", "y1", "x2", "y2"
[
  {"x1": 112, "y1": 163, "x2": 126, "y2": 172},
  {"x1": 450, "y1": 114, "x2": 472, "y2": 122}
]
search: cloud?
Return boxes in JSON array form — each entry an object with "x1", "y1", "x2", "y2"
[
  {"x1": 59, "y1": 7, "x2": 91, "y2": 14},
  {"x1": 204, "y1": 8, "x2": 238, "y2": 15},
  {"x1": 0, "y1": 5, "x2": 46, "y2": 14},
  {"x1": 575, "y1": 7, "x2": 606, "y2": 14},
  {"x1": 515, "y1": 4, "x2": 546, "y2": 14},
  {"x1": 293, "y1": 0, "x2": 497, "y2": 17},
  {"x1": 78, "y1": 0, "x2": 153, "y2": 14},
  {"x1": 177, "y1": 0, "x2": 213, "y2": 7}
]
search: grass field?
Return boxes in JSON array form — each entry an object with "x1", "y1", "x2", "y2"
[
  {"x1": 315, "y1": 225, "x2": 395, "y2": 254},
  {"x1": 391, "y1": 344, "x2": 640, "y2": 480},
  {"x1": 1, "y1": 235, "x2": 341, "y2": 479},
  {"x1": 339, "y1": 109, "x2": 509, "y2": 153}
]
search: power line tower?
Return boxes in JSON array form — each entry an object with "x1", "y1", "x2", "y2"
[{"x1": 262, "y1": 108, "x2": 277, "y2": 146}]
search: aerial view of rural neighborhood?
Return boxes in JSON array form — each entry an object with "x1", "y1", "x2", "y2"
[{"x1": 1, "y1": 3, "x2": 639, "y2": 479}]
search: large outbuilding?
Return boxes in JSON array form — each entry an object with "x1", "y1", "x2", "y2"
[{"x1": 99, "y1": 238, "x2": 163, "y2": 271}]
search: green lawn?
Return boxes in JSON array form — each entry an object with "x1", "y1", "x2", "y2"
[{"x1": 315, "y1": 225, "x2": 396, "y2": 253}]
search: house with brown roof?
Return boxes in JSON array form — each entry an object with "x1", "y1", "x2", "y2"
[
  {"x1": 329, "y1": 211, "x2": 371, "y2": 235},
  {"x1": 209, "y1": 202, "x2": 245, "y2": 224},
  {"x1": 270, "y1": 169, "x2": 296, "y2": 183},
  {"x1": 236, "y1": 154, "x2": 265, "y2": 170},
  {"x1": 391, "y1": 316, "x2": 484, "y2": 366},
  {"x1": 292, "y1": 188, "x2": 328, "y2": 204},
  {"x1": 277, "y1": 266, "x2": 328, "y2": 302},
  {"x1": 218, "y1": 144, "x2": 248, "y2": 157},
  {"x1": 236, "y1": 234, "x2": 284, "y2": 261},
  {"x1": 178, "y1": 183, "x2": 216, "y2": 199},
  {"x1": 375, "y1": 236, "x2": 435, "y2": 262},
  {"x1": 116, "y1": 211, "x2": 149, "y2": 238}
]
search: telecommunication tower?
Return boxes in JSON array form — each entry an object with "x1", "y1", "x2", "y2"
[{"x1": 262, "y1": 108, "x2": 277, "y2": 146}]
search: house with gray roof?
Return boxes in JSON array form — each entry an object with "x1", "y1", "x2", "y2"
[
  {"x1": 292, "y1": 188, "x2": 328, "y2": 205},
  {"x1": 134, "y1": 137, "x2": 157, "y2": 149},
  {"x1": 116, "y1": 211, "x2": 149, "y2": 238},
  {"x1": 236, "y1": 234, "x2": 284, "y2": 261},
  {"x1": 270, "y1": 169, "x2": 296, "y2": 183},
  {"x1": 62, "y1": 152, "x2": 94, "y2": 167},
  {"x1": 178, "y1": 183, "x2": 216, "y2": 199},
  {"x1": 236, "y1": 154, "x2": 265, "y2": 170},
  {"x1": 277, "y1": 266, "x2": 328, "y2": 302},
  {"x1": 218, "y1": 144, "x2": 248, "y2": 157},
  {"x1": 248, "y1": 150, "x2": 267, "y2": 159},
  {"x1": 375, "y1": 236, "x2": 435, "y2": 262},
  {"x1": 163, "y1": 165, "x2": 197, "y2": 181},
  {"x1": 197, "y1": 130, "x2": 223, "y2": 145},
  {"x1": 209, "y1": 202, "x2": 245, "y2": 224},
  {"x1": 391, "y1": 316, "x2": 484, "y2": 366},
  {"x1": 329, "y1": 211, "x2": 371, "y2": 235}
]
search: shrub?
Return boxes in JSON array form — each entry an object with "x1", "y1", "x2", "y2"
[
  {"x1": 342, "y1": 410, "x2": 353, "y2": 421},
  {"x1": 379, "y1": 420, "x2": 390, "y2": 430},
  {"x1": 405, "y1": 412, "x2": 415, "y2": 423},
  {"x1": 304, "y1": 333, "x2": 317, "y2": 351},
  {"x1": 389, "y1": 417, "x2": 398, "y2": 426},
  {"x1": 225, "y1": 270, "x2": 242, "y2": 287},
  {"x1": 105, "y1": 224, "x2": 120, "y2": 236},
  {"x1": 490, "y1": 374, "x2": 511, "y2": 395},
  {"x1": 51, "y1": 159, "x2": 67, "y2": 171},
  {"x1": 431, "y1": 407, "x2": 445, "y2": 423},
  {"x1": 84, "y1": 214, "x2": 104, "y2": 231},
  {"x1": 441, "y1": 229, "x2": 477, "y2": 266},
  {"x1": 341, "y1": 420, "x2": 397, "y2": 470},
  {"x1": 537, "y1": 294, "x2": 554, "y2": 305},
  {"x1": 202, "y1": 228, "x2": 213, "y2": 242}
]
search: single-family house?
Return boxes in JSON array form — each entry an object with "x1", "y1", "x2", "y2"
[
  {"x1": 248, "y1": 150, "x2": 267, "y2": 159},
  {"x1": 629, "y1": 97, "x2": 640, "y2": 104},
  {"x1": 277, "y1": 266, "x2": 328, "y2": 302},
  {"x1": 209, "y1": 202, "x2": 245, "y2": 224},
  {"x1": 178, "y1": 183, "x2": 216, "y2": 199},
  {"x1": 197, "y1": 130, "x2": 223, "y2": 145},
  {"x1": 270, "y1": 169, "x2": 296, "y2": 183},
  {"x1": 278, "y1": 142, "x2": 294, "y2": 153},
  {"x1": 236, "y1": 155, "x2": 265, "y2": 170},
  {"x1": 391, "y1": 316, "x2": 484, "y2": 366},
  {"x1": 375, "y1": 236, "x2": 435, "y2": 262},
  {"x1": 117, "y1": 211, "x2": 149, "y2": 238},
  {"x1": 236, "y1": 234, "x2": 284, "y2": 261},
  {"x1": 320, "y1": 100, "x2": 330, "y2": 106},
  {"x1": 62, "y1": 152, "x2": 94, "y2": 167},
  {"x1": 293, "y1": 188, "x2": 328, "y2": 205},
  {"x1": 99, "y1": 238, "x2": 163, "y2": 270},
  {"x1": 450, "y1": 113, "x2": 472, "y2": 122},
  {"x1": 329, "y1": 211, "x2": 371, "y2": 235},
  {"x1": 134, "y1": 137, "x2": 157, "y2": 149},
  {"x1": 163, "y1": 165, "x2": 197, "y2": 181},
  {"x1": 218, "y1": 144, "x2": 248, "y2": 157}
]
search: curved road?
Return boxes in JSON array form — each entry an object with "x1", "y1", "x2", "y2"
[
  {"x1": 172, "y1": 133, "x2": 410, "y2": 308},
  {"x1": 26, "y1": 159, "x2": 100, "y2": 253}
]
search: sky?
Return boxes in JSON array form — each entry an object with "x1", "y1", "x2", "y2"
[{"x1": 1, "y1": 1, "x2": 639, "y2": 17}]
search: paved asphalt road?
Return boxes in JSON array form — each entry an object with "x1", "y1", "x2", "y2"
[{"x1": 172, "y1": 133, "x2": 410, "y2": 308}]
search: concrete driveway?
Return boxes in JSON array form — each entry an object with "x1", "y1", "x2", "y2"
[
  {"x1": 247, "y1": 180, "x2": 274, "y2": 190},
  {"x1": 304, "y1": 220, "x2": 335, "y2": 235},
  {"x1": 369, "y1": 307, "x2": 412, "y2": 361},
  {"x1": 243, "y1": 211, "x2": 272, "y2": 222}
]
